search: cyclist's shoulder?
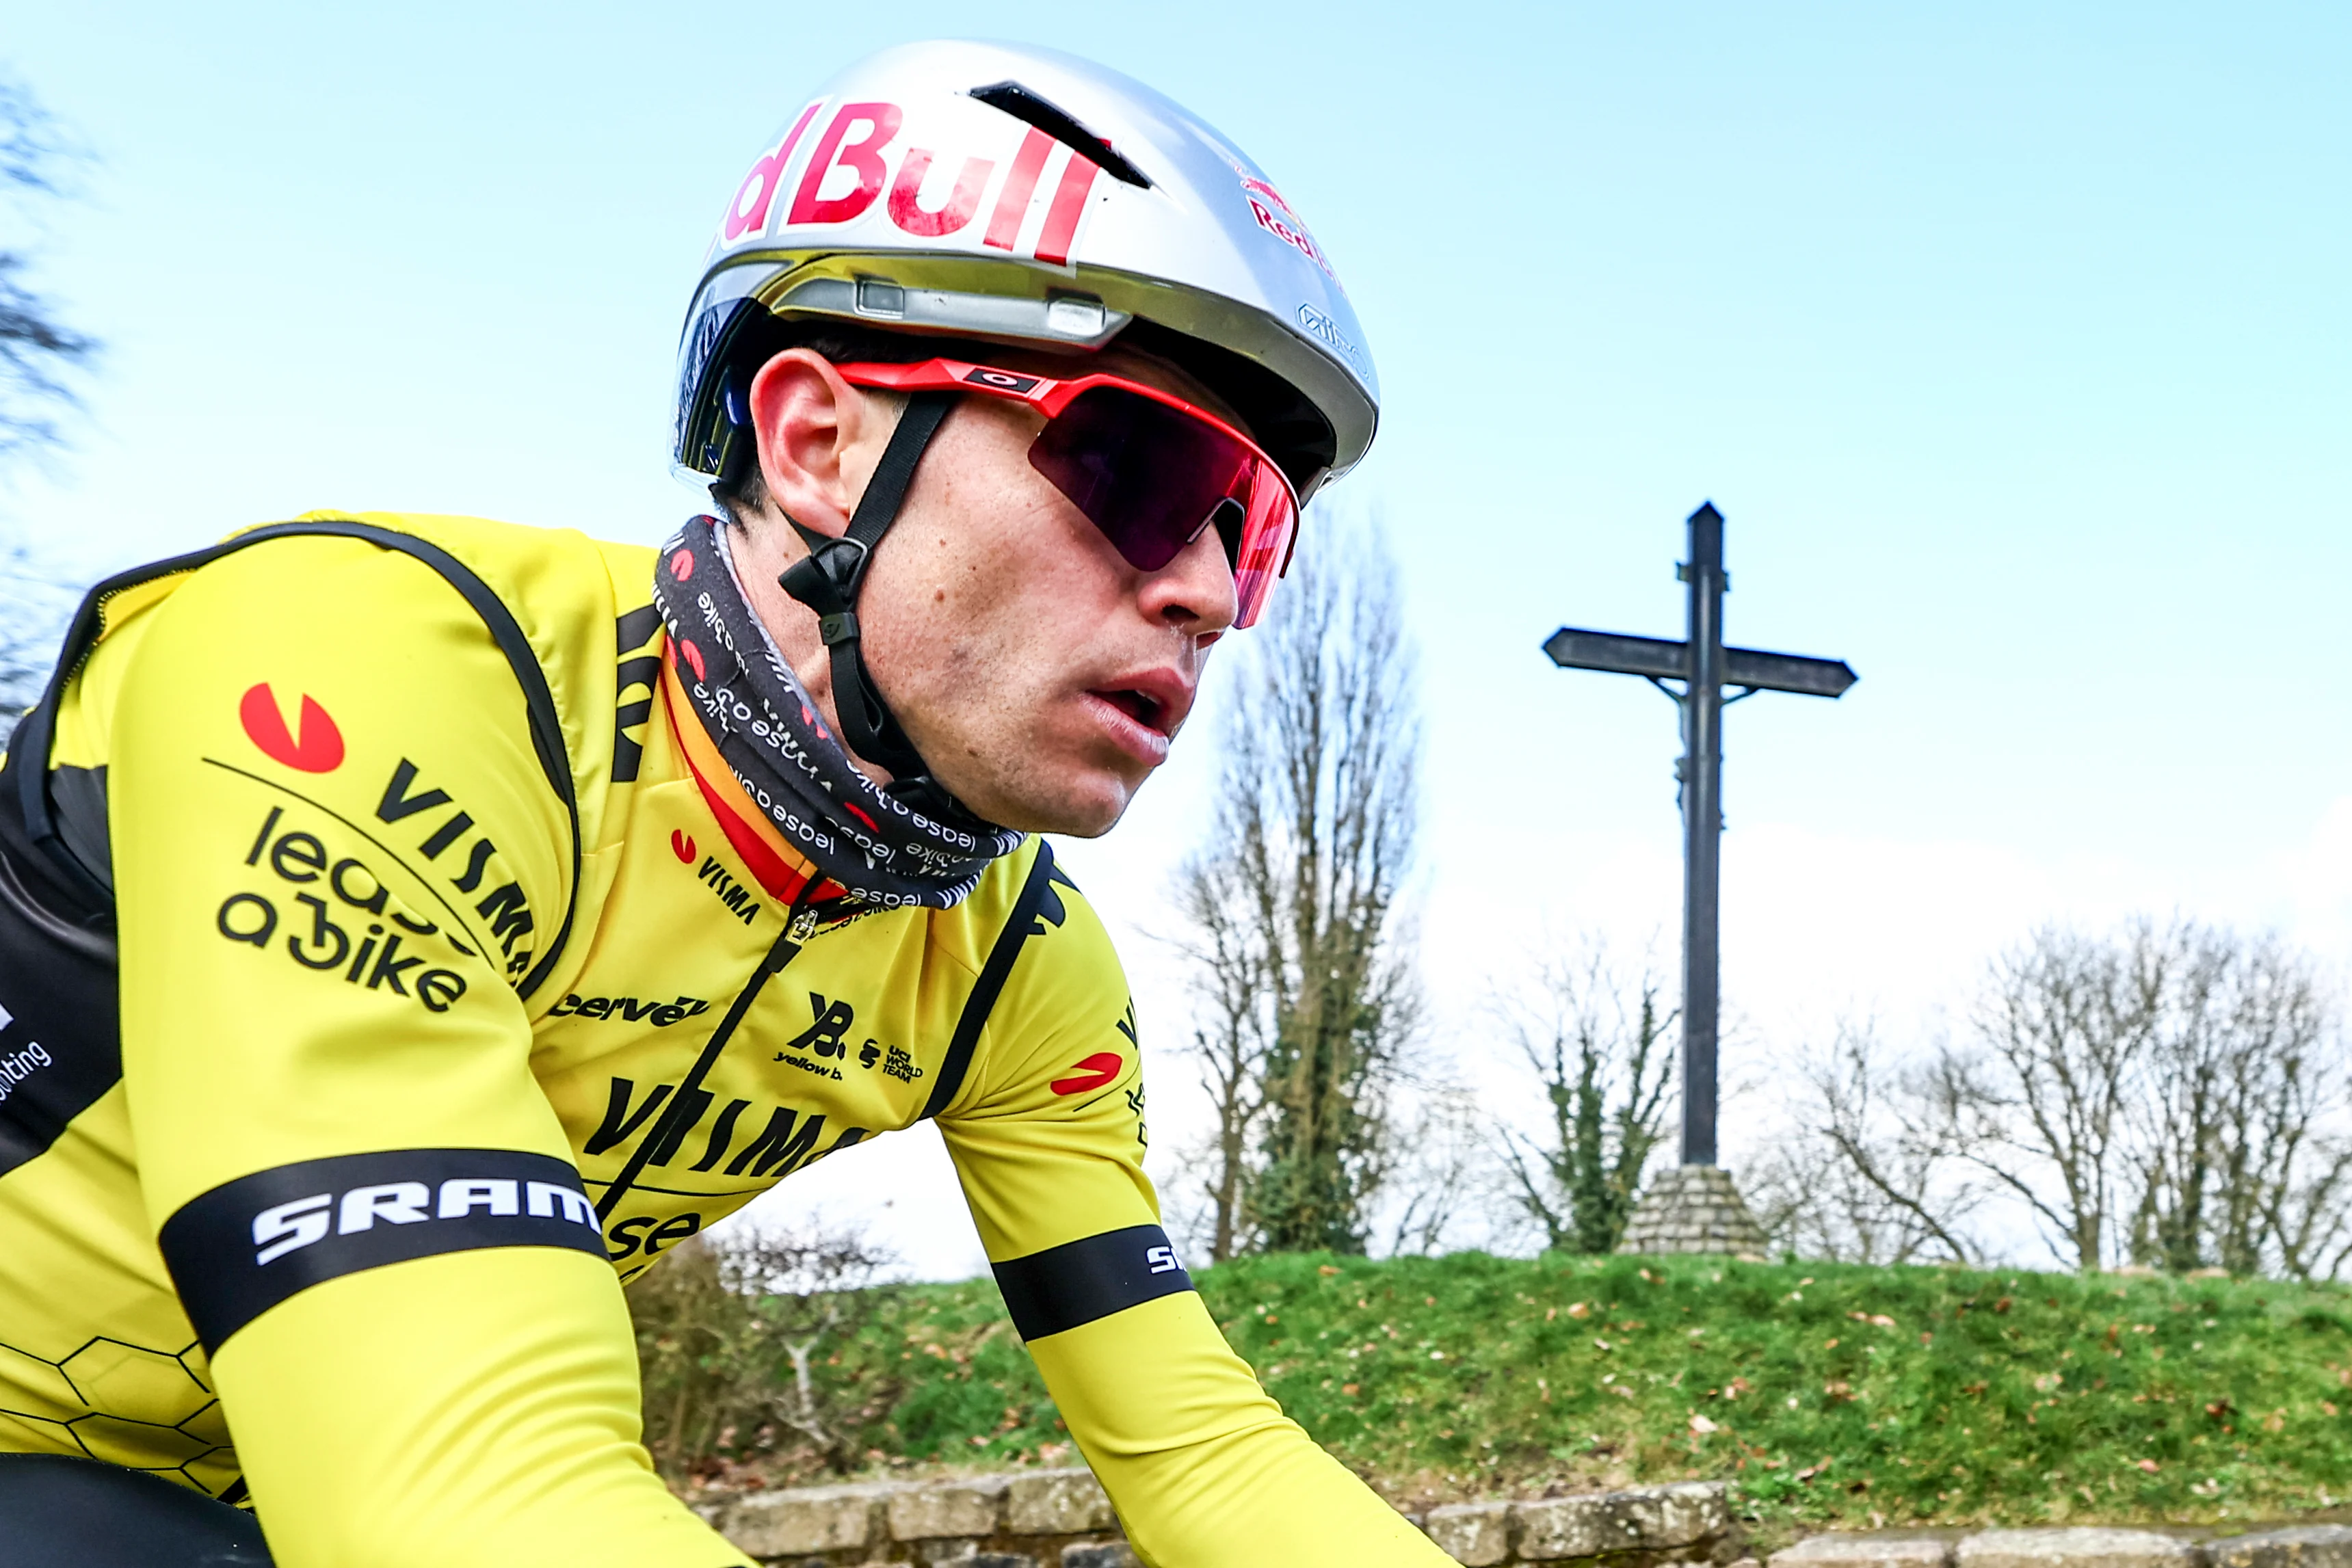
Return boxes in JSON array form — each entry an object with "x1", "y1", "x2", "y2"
[
  {"x1": 931, "y1": 838, "x2": 1122, "y2": 998},
  {"x1": 221, "y1": 509, "x2": 657, "y2": 616},
  {"x1": 83, "y1": 509, "x2": 658, "y2": 691}
]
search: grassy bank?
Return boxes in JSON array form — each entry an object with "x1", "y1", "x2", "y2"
[{"x1": 655, "y1": 1251, "x2": 2352, "y2": 1530}]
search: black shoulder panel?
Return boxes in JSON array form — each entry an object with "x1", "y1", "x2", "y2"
[{"x1": 0, "y1": 520, "x2": 585, "y2": 1178}]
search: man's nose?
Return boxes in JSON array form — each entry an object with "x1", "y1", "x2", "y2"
[{"x1": 1140, "y1": 521, "x2": 1239, "y2": 635}]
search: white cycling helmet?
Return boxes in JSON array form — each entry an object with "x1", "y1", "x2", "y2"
[{"x1": 672, "y1": 39, "x2": 1379, "y2": 504}]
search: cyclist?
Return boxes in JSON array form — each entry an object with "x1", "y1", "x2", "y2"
[{"x1": 0, "y1": 40, "x2": 1446, "y2": 1567}]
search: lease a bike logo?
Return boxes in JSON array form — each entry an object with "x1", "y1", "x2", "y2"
[{"x1": 215, "y1": 805, "x2": 472, "y2": 1012}]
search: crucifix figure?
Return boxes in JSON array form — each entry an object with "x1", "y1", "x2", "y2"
[{"x1": 1542, "y1": 501, "x2": 1856, "y2": 1253}]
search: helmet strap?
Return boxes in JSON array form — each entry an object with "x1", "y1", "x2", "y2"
[{"x1": 776, "y1": 388, "x2": 956, "y2": 791}]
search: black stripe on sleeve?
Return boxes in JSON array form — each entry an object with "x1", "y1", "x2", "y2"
[
  {"x1": 990, "y1": 1224, "x2": 1194, "y2": 1342},
  {"x1": 157, "y1": 1148, "x2": 607, "y2": 1353}
]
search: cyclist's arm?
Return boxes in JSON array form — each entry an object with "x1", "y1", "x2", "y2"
[
  {"x1": 935, "y1": 871, "x2": 1451, "y2": 1568},
  {"x1": 107, "y1": 537, "x2": 747, "y2": 1567}
]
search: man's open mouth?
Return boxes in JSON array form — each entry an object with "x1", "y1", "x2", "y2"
[{"x1": 1092, "y1": 687, "x2": 1171, "y2": 734}]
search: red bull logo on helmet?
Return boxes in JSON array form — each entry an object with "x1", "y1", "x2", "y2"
[{"x1": 716, "y1": 97, "x2": 1107, "y2": 267}]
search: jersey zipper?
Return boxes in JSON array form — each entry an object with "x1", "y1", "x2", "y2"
[{"x1": 592, "y1": 888, "x2": 825, "y2": 1220}]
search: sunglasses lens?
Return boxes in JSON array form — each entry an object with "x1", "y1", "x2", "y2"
[
  {"x1": 1030, "y1": 384, "x2": 1275, "y2": 572},
  {"x1": 1228, "y1": 477, "x2": 1295, "y2": 629}
]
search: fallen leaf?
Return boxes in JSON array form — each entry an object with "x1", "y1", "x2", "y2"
[
  {"x1": 2137, "y1": 1459, "x2": 2161, "y2": 1474},
  {"x1": 1690, "y1": 1414, "x2": 1719, "y2": 1434},
  {"x1": 1567, "y1": 1301, "x2": 1591, "y2": 1319},
  {"x1": 1610, "y1": 1384, "x2": 1636, "y2": 1400},
  {"x1": 1825, "y1": 1338, "x2": 1840, "y2": 1349},
  {"x1": 1341, "y1": 1383, "x2": 1359, "y2": 1396},
  {"x1": 1594, "y1": 1338, "x2": 1612, "y2": 1351},
  {"x1": 1318, "y1": 1264, "x2": 1340, "y2": 1277}
]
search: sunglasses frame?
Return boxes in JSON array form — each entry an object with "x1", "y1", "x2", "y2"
[{"x1": 832, "y1": 356, "x2": 1300, "y2": 627}]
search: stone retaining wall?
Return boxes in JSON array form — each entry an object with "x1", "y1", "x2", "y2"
[
  {"x1": 1771, "y1": 1526, "x2": 2352, "y2": 1568},
  {"x1": 704, "y1": 1471, "x2": 1741, "y2": 1567}
]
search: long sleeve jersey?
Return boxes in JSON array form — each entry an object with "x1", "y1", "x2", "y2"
[{"x1": 0, "y1": 511, "x2": 1451, "y2": 1567}]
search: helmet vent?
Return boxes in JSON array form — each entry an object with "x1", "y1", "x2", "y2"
[{"x1": 968, "y1": 81, "x2": 1152, "y2": 190}]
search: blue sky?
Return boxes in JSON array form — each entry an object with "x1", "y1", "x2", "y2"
[{"x1": 7, "y1": 2, "x2": 2349, "y2": 1272}]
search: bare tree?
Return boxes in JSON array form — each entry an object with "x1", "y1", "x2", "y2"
[
  {"x1": 629, "y1": 1224, "x2": 897, "y2": 1480},
  {"x1": 1749, "y1": 1023, "x2": 1981, "y2": 1264},
  {"x1": 1382, "y1": 1085, "x2": 1490, "y2": 1257},
  {"x1": 1494, "y1": 944, "x2": 1676, "y2": 1255},
  {"x1": 1173, "y1": 512, "x2": 1422, "y2": 1258},
  {"x1": 1, "y1": 544, "x2": 77, "y2": 743},
  {"x1": 1930, "y1": 918, "x2": 2351, "y2": 1276},
  {"x1": 1935, "y1": 922, "x2": 2165, "y2": 1270},
  {"x1": 1, "y1": 77, "x2": 94, "y2": 466},
  {"x1": 2124, "y1": 928, "x2": 2349, "y2": 1278},
  {"x1": 1174, "y1": 845, "x2": 1276, "y2": 1263}
]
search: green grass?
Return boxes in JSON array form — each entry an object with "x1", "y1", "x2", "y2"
[{"x1": 781, "y1": 1253, "x2": 2352, "y2": 1530}]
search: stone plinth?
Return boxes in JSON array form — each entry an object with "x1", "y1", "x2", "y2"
[{"x1": 1618, "y1": 1165, "x2": 1768, "y2": 1255}]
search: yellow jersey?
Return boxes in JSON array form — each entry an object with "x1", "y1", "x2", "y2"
[{"x1": 0, "y1": 512, "x2": 1449, "y2": 1567}]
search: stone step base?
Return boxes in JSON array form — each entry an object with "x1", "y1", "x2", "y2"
[
  {"x1": 1771, "y1": 1525, "x2": 2352, "y2": 1568},
  {"x1": 706, "y1": 1471, "x2": 1739, "y2": 1566}
]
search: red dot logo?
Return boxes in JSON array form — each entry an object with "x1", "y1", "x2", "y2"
[
  {"x1": 676, "y1": 640, "x2": 707, "y2": 682},
  {"x1": 671, "y1": 829, "x2": 697, "y2": 864},
  {"x1": 239, "y1": 683, "x2": 344, "y2": 773},
  {"x1": 668, "y1": 548, "x2": 694, "y2": 581}
]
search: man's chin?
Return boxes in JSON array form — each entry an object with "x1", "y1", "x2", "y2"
[{"x1": 984, "y1": 769, "x2": 1144, "y2": 838}]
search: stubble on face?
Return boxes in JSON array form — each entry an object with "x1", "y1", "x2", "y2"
[{"x1": 858, "y1": 393, "x2": 1210, "y2": 835}]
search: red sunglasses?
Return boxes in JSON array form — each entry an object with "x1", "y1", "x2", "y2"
[{"x1": 835, "y1": 358, "x2": 1299, "y2": 629}]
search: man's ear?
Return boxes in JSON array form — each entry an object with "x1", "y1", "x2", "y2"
[{"x1": 748, "y1": 349, "x2": 880, "y2": 540}]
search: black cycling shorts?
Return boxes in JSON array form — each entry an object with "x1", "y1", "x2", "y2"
[{"x1": 0, "y1": 1454, "x2": 273, "y2": 1567}]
